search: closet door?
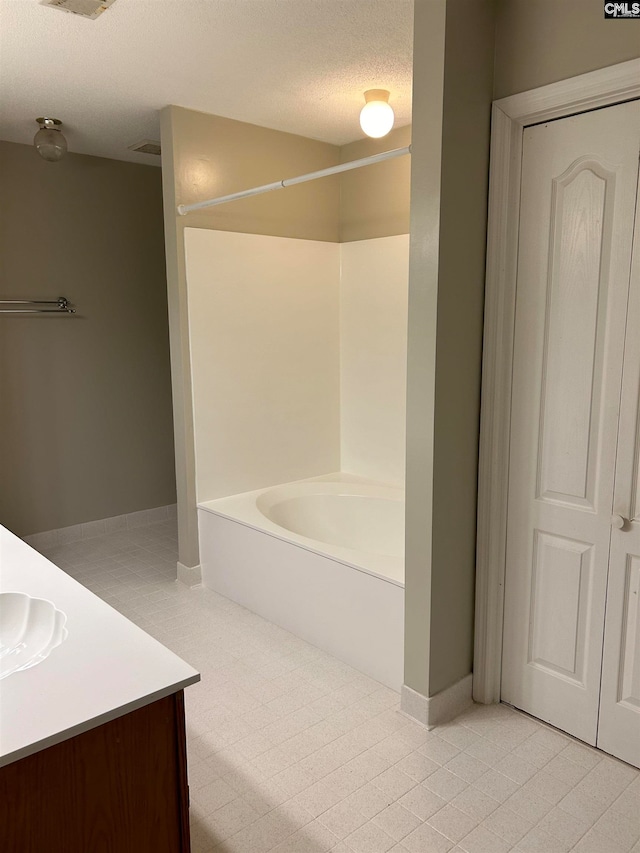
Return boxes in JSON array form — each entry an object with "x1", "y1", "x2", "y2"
[
  {"x1": 598, "y1": 171, "x2": 640, "y2": 768},
  {"x1": 501, "y1": 100, "x2": 640, "y2": 745}
]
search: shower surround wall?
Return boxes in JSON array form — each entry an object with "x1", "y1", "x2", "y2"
[
  {"x1": 340, "y1": 235, "x2": 409, "y2": 486},
  {"x1": 184, "y1": 229, "x2": 341, "y2": 502},
  {"x1": 183, "y1": 229, "x2": 409, "y2": 504}
]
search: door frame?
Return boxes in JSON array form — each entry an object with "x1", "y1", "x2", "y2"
[{"x1": 473, "y1": 58, "x2": 640, "y2": 705}]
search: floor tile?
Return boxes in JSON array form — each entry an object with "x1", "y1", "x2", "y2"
[
  {"x1": 481, "y1": 804, "x2": 533, "y2": 845},
  {"x1": 317, "y1": 800, "x2": 368, "y2": 839},
  {"x1": 557, "y1": 787, "x2": 608, "y2": 824},
  {"x1": 517, "y1": 825, "x2": 571, "y2": 853},
  {"x1": 427, "y1": 804, "x2": 478, "y2": 843},
  {"x1": 493, "y1": 752, "x2": 539, "y2": 785},
  {"x1": 545, "y1": 754, "x2": 591, "y2": 788},
  {"x1": 44, "y1": 521, "x2": 640, "y2": 853},
  {"x1": 463, "y1": 736, "x2": 508, "y2": 768},
  {"x1": 347, "y1": 782, "x2": 395, "y2": 819},
  {"x1": 521, "y1": 769, "x2": 573, "y2": 805},
  {"x1": 444, "y1": 752, "x2": 490, "y2": 784},
  {"x1": 560, "y1": 743, "x2": 602, "y2": 770},
  {"x1": 293, "y1": 780, "x2": 344, "y2": 818},
  {"x1": 399, "y1": 785, "x2": 448, "y2": 821},
  {"x1": 192, "y1": 778, "x2": 238, "y2": 814},
  {"x1": 372, "y1": 802, "x2": 423, "y2": 841},
  {"x1": 423, "y1": 768, "x2": 469, "y2": 800},
  {"x1": 403, "y1": 822, "x2": 454, "y2": 853},
  {"x1": 419, "y1": 736, "x2": 461, "y2": 766},
  {"x1": 395, "y1": 751, "x2": 439, "y2": 782},
  {"x1": 372, "y1": 766, "x2": 419, "y2": 799},
  {"x1": 472, "y1": 768, "x2": 519, "y2": 803},
  {"x1": 437, "y1": 723, "x2": 480, "y2": 751},
  {"x1": 345, "y1": 820, "x2": 396, "y2": 853},
  {"x1": 504, "y1": 786, "x2": 553, "y2": 824},
  {"x1": 450, "y1": 787, "x2": 500, "y2": 822},
  {"x1": 535, "y1": 806, "x2": 590, "y2": 848},
  {"x1": 571, "y1": 828, "x2": 627, "y2": 853},
  {"x1": 593, "y1": 808, "x2": 640, "y2": 851},
  {"x1": 207, "y1": 797, "x2": 261, "y2": 840},
  {"x1": 458, "y1": 825, "x2": 512, "y2": 853}
]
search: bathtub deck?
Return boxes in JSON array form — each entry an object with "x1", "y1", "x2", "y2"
[{"x1": 198, "y1": 472, "x2": 404, "y2": 587}]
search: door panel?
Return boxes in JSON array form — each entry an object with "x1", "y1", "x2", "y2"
[
  {"x1": 598, "y1": 171, "x2": 640, "y2": 768},
  {"x1": 528, "y1": 531, "x2": 593, "y2": 684},
  {"x1": 537, "y1": 158, "x2": 614, "y2": 509},
  {"x1": 618, "y1": 556, "x2": 640, "y2": 706},
  {"x1": 502, "y1": 100, "x2": 640, "y2": 745}
]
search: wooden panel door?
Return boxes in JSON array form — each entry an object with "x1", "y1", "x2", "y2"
[
  {"x1": 502, "y1": 100, "x2": 640, "y2": 744},
  {"x1": 598, "y1": 167, "x2": 640, "y2": 768}
]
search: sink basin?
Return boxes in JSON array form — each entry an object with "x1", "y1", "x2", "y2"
[{"x1": 0, "y1": 592, "x2": 68, "y2": 679}]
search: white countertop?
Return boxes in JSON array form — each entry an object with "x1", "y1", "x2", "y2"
[{"x1": 0, "y1": 525, "x2": 199, "y2": 768}]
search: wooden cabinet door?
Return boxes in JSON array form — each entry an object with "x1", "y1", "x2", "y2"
[{"x1": 0, "y1": 692, "x2": 191, "y2": 853}]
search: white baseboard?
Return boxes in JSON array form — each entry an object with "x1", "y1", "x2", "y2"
[
  {"x1": 401, "y1": 673, "x2": 474, "y2": 729},
  {"x1": 177, "y1": 562, "x2": 202, "y2": 587},
  {"x1": 24, "y1": 504, "x2": 177, "y2": 551}
]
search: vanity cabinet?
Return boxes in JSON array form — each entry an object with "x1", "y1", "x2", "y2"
[{"x1": 0, "y1": 691, "x2": 191, "y2": 853}]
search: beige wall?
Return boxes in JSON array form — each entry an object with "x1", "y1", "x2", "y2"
[
  {"x1": 404, "y1": 0, "x2": 446, "y2": 701},
  {"x1": 405, "y1": 0, "x2": 496, "y2": 699},
  {"x1": 185, "y1": 229, "x2": 341, "y2": 502},
  {"x1": 169, "y1": 107, "x2": 341, "y2": 241},
  {"x1": 494, "y1": 0, "x2": 640, "y2": 99},
  {"x1": 0, "y1": 141, "x2": 175, "y2": 537},
  {"x1": 429, "y1": 0, "x2": 496, "y2": 695},
  {"x1": 340, "y1": 125, "x2": 412, "y2": 243},
  {"x1": 161, "y1": 106, "x2": 342, "y2": 567}
]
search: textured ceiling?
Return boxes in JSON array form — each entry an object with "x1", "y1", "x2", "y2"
[{"x1": 0, "y1": 0, "x2": 413, "y2": 165}]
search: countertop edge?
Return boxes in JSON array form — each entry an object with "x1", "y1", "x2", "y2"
[{"x1": 0, "y1": 672, "x2": 200, "y2": 769}]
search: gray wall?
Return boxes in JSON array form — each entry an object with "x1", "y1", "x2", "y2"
[{"x1": 0, "y1": 141, "x2": 176, "y2": 537}]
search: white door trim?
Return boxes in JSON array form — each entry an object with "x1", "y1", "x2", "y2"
[{"x1": 474, "y1": 58, "x2": 640, "y2": 705}]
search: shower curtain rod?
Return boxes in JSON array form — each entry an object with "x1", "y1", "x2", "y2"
[{"x1": 177, "y1": 144, "x2": 412, "y2": 216}]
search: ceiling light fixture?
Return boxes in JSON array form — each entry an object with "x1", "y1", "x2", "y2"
[
  {"x1": 359, "y1": 90, "x2": 395, "y2": 139},
  {"x1": 34, "y1": 117, "x2": 68, "y2": 162}
]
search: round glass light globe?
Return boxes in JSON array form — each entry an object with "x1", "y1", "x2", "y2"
[
  {"x1": 359, "y1": 100, "x2": 395, "y2": 139},
  {"x1": 34, "y1": 127, "x2": 67, "y2": 162}
]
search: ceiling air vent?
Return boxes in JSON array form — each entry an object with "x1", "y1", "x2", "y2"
[
  {"x1": 128, "y1": 140, "x2": 162, "y2": 157},
  {"x1": 40, "y1": 0, "x2": 116, "y2": 19}
]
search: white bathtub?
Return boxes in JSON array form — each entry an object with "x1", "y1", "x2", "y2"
[{"x1": 198, "y1": 474, "x2": 405, "y2": 689}]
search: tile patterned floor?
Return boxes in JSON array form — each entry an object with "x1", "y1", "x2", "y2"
[{"x1": 39, "y1": 520, "x2": 640, "y2": 853}]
